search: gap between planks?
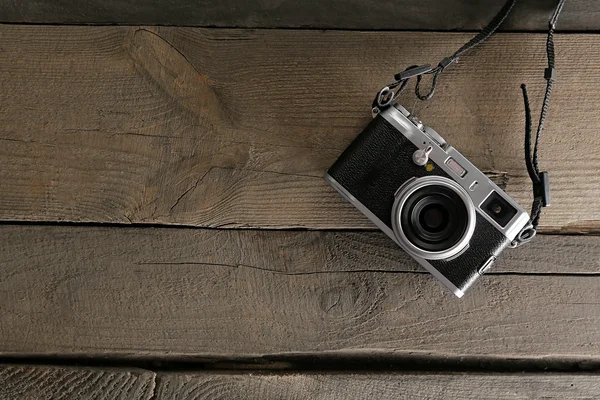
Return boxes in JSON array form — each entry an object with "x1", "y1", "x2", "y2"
[{"x1": 1, "y1": 0, "x2": 599, "y2": 31}]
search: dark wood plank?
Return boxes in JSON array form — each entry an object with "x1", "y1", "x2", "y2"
[
  {"x1": 0, "y1": 364, "x2": 155, "y2": 400},
  {"x1": 1, "y1": 26, "x2": 599, "y2": 233},
  {"x1": 0, "y1": 1, "x2": 598, "y2": 31},
  {"x1": 1, "y1": 225, "x2": 600, "y2": 358},
  {"x1": 154, "y1": 372, "x2": 600, "y2": 400}
]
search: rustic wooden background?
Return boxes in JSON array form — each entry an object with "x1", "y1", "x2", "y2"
[{"x1": 1, "y1": 1, "x2": 600, "y2": 399}]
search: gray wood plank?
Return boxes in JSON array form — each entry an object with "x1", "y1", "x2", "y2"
[
  {"x1": 0, "y1": 364, "x2": 155, "y2": 400},
  {"x1": 1, "y1": 225, "x2": 600, "y2": 358},
  {"x1": 0, "y1": 26, "x2": 598, "y2": 232},
  {"x1": 2, "y1": 366, "x2": 599, "y2": 400},
  {"x1": 155, "y1": 372, "x2": 600, "y2": 400},
  {"x1": 0, "y1": 1, "x2": 598, "y2": 31}
]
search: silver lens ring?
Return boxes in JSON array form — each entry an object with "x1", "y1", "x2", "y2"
[{"x1": 391, "y1": 176, "x2": 476, "y2": 260}]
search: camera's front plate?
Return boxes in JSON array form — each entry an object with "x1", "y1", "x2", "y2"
[{"x1": 380, "y1": 106, "x2": 531, "y2": 242}]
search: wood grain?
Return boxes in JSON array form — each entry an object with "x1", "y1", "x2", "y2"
[
  {"x1": 1, "y1": 26, "x2": 599, "y2": 233},
  {"x1": 1, "y1": 225, "x2": 600, "y2": 358},
  {"x1": 0, "y1": 364, "x2": 155, "y2": 400},
  {"x1": 154, "y1": 372, "x2": 600, "y2": 400},
  {"x1": 2, "y1": 366, "x2": 598, "y2": 400},
  {"x1": 0, "y1": 0, "x2": 598, "y2": 31}
]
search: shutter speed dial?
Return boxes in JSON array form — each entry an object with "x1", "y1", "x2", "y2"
[{"x1": 407, "y1": 113, "x2": 447, "y2": 149}]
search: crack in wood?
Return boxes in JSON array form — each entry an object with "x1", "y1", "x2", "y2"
[
  {"x1": 65, "y1": 128, "x2": 184, "y2": 139},
  {"x1": 134, "y1": 261, "x2": 428, "y2": 276},
  {"x1": 169, "y1": 177, "x2": 202, "y2": 214},
  {"x1": 132, "y1": 261, "x2": 600, "y2": 278}
]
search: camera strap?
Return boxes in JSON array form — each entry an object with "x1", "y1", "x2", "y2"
[
  {"x1": 519, "y1": 0, "x2": 566, "y2": 239},
  {"x1": 372, "y1": 0, "x2": 567, "y2": 247}
]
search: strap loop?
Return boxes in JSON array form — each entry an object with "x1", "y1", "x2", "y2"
[
  {"x1": 510, "y1": 224, "x2": 537, "y2": 248},
  {"x1": 376, "y1": 86, "x2": 395, "y2": 108},
  {"x1": 415, "y1": 68, "x2": 442, "y2": 101}
]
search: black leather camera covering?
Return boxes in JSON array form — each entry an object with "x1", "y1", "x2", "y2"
[{"x1": 327, "y1": 115, "x2": 510, "y2": 292}]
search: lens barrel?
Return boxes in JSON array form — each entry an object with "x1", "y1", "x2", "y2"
[
  {"x1": 392, "y1": 177, "x2": 475, "y2": 260},
  {"x1": 401, "y1": 185, "x2": 469, "y2": 252}
]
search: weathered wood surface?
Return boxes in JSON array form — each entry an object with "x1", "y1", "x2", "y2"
[
  {"x1": 2, "y1": 366, "x2": 598, "y2": 400},
  {"x1": 0, "y1": 364, "x2": 155, "y2": 400},
  {"x1": 1, "y1": 225, "x2": 599, "y2": 357},
  {"x1": 0, "y1": 0, "x2": 598, "y2": 31},
  {"x1": 155, "y1": 372, "x2": 600, "y2": 400},
  {"x1": 0, "y1": 26, "x2": 597, "y2": 232}
]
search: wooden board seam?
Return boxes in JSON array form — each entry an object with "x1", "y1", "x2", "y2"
[{"x1": 3, "y1": 352, "x2": 600, "y2": 372}]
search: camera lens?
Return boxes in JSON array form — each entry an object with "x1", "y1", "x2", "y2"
[
  {"x1": 420, "y1": 204, "x2": 447, "y2": 232},
  {"x1": 392, "y1": 176, "x2": 475, "y2": 260},
  {"x1": 400, "y1": 185, "x2": 469, "y2": 253}
]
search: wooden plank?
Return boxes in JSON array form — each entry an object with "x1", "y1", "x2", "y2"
[
  {"x1": 2, "y1": 366, "x2": 599, "y2": 400},
  {"x1": 1, "y1": 225, "x2": 600, "y2": 358},
  {"x1": 0, "y1": 364, "x2": 155, "y2": 400},
  {"x1": 0, "y1": 1, "x2": 598, "y2": 31},
  {"x1": 154, "y1": 372, "x2": 600, "y2": 400},
  {"x1": 1, "y1": 26, "x2": 599, "y2": 233}
]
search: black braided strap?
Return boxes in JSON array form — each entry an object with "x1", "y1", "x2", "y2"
[
  {"x1": 520, "y1": 0, "x2": 566, "y2": 236},
  {"x1": 415, "y1": 0, "x2": 517, "y2": 100}
]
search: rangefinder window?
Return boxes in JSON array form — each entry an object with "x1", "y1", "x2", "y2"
[{"x1": 481, "y1": 191, "x2": 518, "y2": 228}]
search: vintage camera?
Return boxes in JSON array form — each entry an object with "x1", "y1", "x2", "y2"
[{"x1": 325, "y1": 104, "x2": 531, "y2": 297}]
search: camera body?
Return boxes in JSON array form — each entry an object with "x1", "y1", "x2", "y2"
[{"x1": 325, "y1": 104, "x2": 531, "y2": 297}]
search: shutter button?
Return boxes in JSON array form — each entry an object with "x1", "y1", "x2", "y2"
[{"x1": 413, "y1": 145, "x2": 433, "y2": 166}]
